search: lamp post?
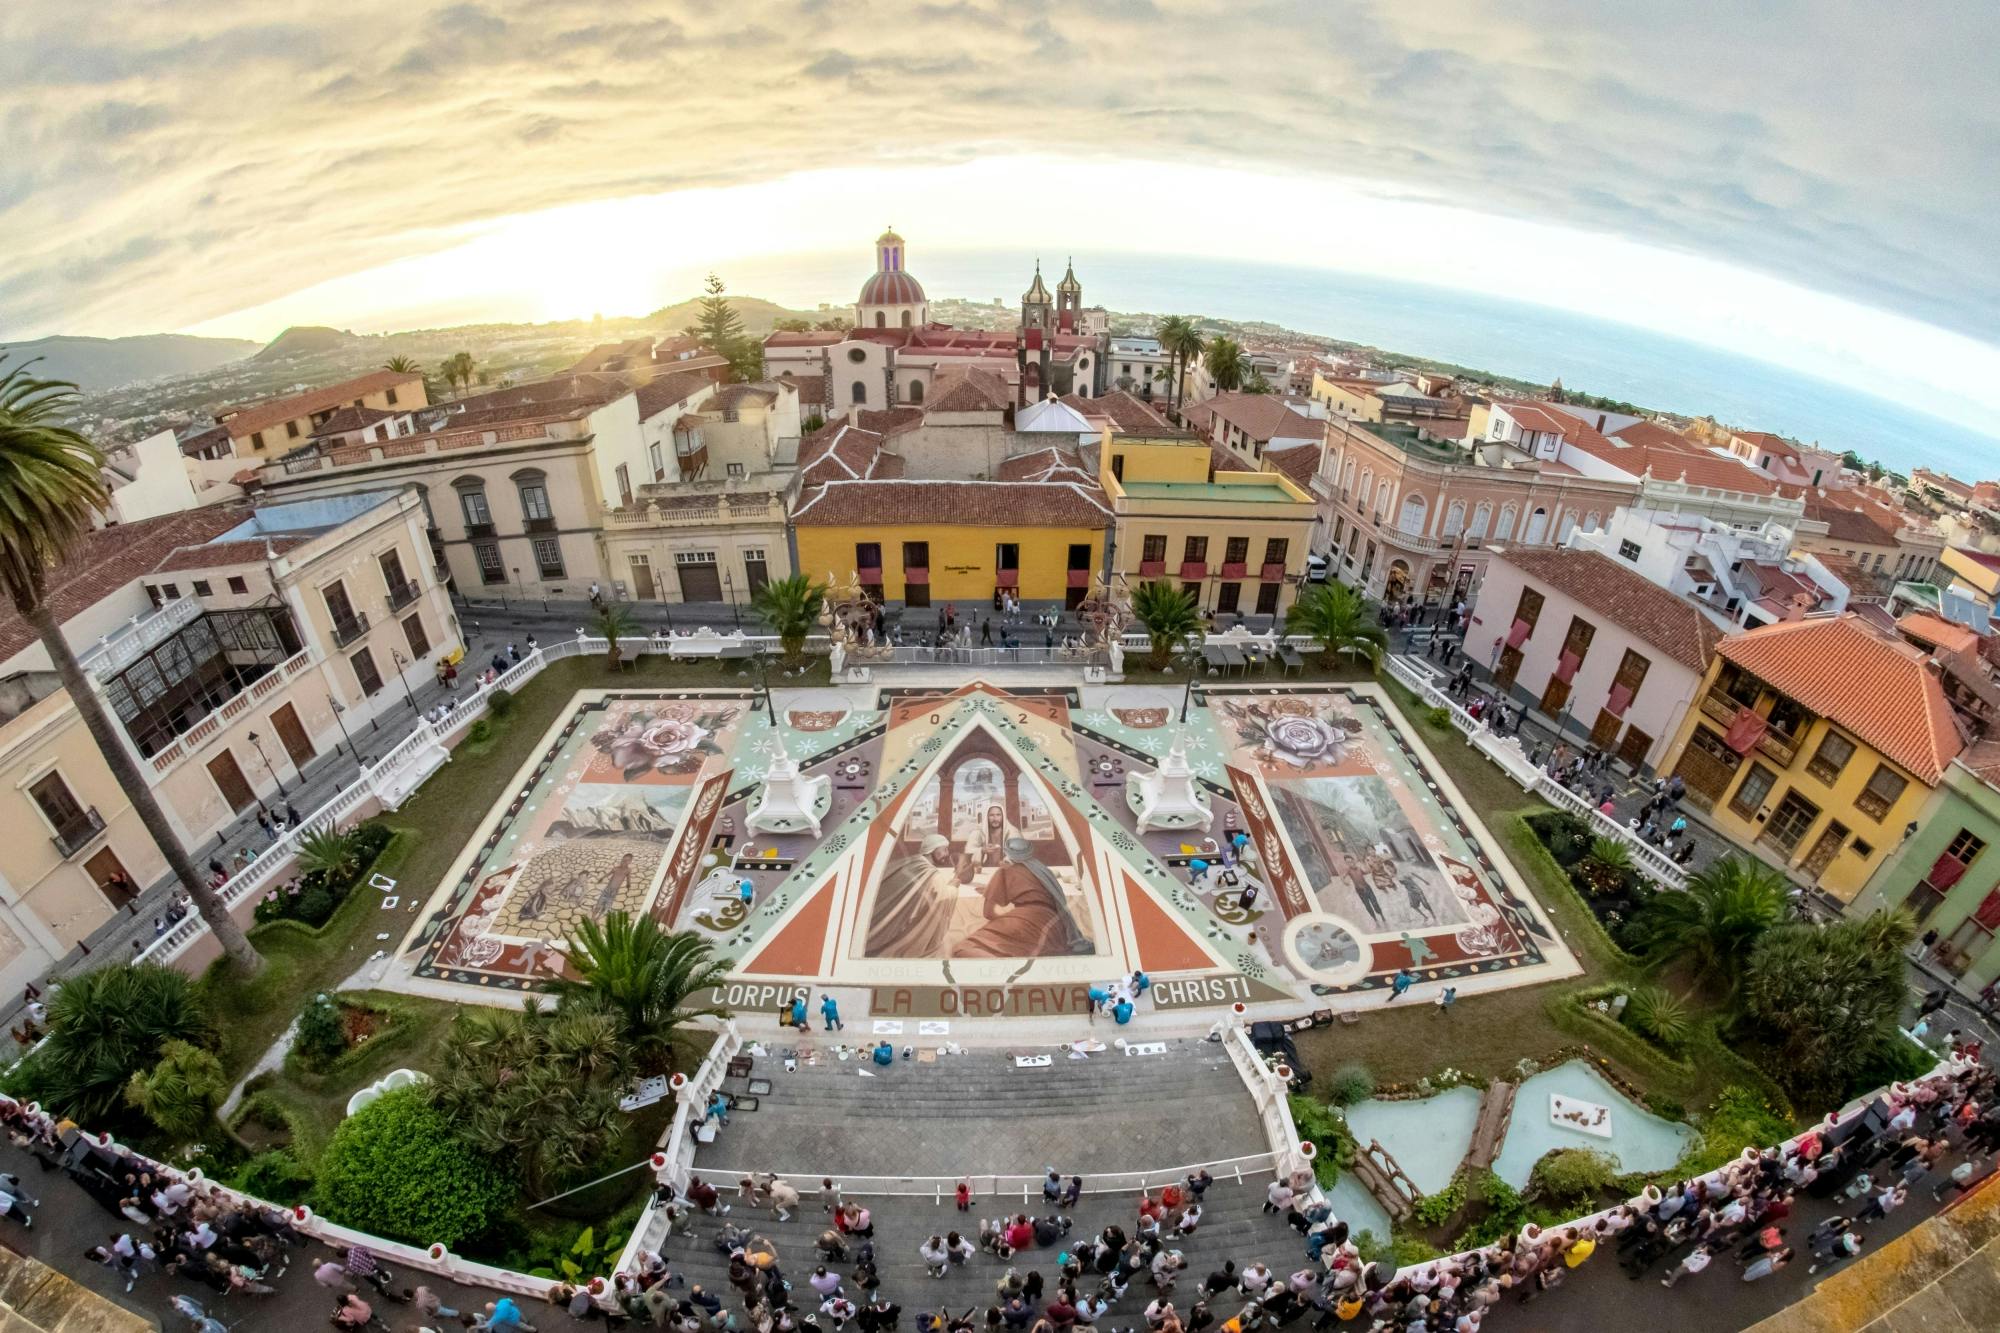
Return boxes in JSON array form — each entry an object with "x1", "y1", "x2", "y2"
[
  {"x1": 390, "y1": 648, "x2": 420, "y2": 711},
  {"x1": 246, "y1": 730, "x2": 286, "y2": 798},
  {"x1": 330, "y1": 700, "x2": 358, "y2": 766},
  {"x1": 749, "y1": 646, "x2": 773, "y2": 714},
  {"x1": 723, "y1": 568, "x2": 740, "y2": 630},
  {"x1": 1175, "y1": 640, "x2": 1206, "y2": 724}
]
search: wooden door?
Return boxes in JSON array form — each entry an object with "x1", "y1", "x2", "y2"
[
  {"x1": 1616, "y1": 725, "x2": 1653, "y2": 770},
  {"x1": 1217, "y1": 582, "x2": 1242, "y2": 614},
  {"x1": 270, "y1": 701, "x2": 316, "y2": 768},
  {"x1": 1495, "y1": 646, "x2": 1523, "y2": 689},
  {"x1": 84, "y1": 847, "x2": 132, "y2": 906},
  {"x1": 1539, "y1": 676, "x2": 1571, "y2": 716},
  {"x1": 207, "y1": 749, "x2": 256, "y2": 814},
  {"x1": 1799, "y1": 819, "x2": 1849, "y2": 881},
  {"x1": 1760, "y1": 789, "x2": 1821, "y2": 857},
  {"x1": 1672, "y1": 727, "x2": 1738, "y2": 809},
  {"x1": 677, "y1": 561, "x2": 722, "y2": 602},
  {"x1": 630, "y1": 557, "x2": 657, "y2": 601},
  {"x1": 1255, "y1": 582, "x2": 1281, "y2": 615},
  {"x1": 1588, "y1": 709, "x2": 1621, "y2": 750}
]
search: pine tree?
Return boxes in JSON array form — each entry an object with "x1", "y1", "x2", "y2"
[{"x1": 690, "y1": 274, "x2": 760, "y2": 382}]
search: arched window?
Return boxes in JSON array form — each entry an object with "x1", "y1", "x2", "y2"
[
  {"x1": 900, "y1": 310, "x2": 912, "y2": 328},
  {"x1": 850, "y1": 380, "x2": 868, "y2": 405},
  {"x1": 874, "y1": 312, "x2": 885, "y2": 328},
  {"x1": 1375, "y1": 479, "x2": 1393, "y2": 520},
  {"x1": 1556, "y1": 510, "x2": 1576, "y2": 544},
  {"x1": 1496, "y1": 503, "x2": 1517, "y2": 540},
  {"x1": 511, "y1": 468, "x2": 551, "y2": 523},
  {"x1": 1583, "y1": 510, "x2": 1602, "y2": 532},
  {"x1": 1443, "y1": 500, "x2": 1466, "y2": 538},
  {"x1": 1398, "y1": 493, "x2": 1428, "y2": 536},
  {"x1": 907, "y1": 380, "x2": 924, "y2": 404},
  {"x1": 1525, "y1": 506, "x2": 1550, "y2": 544},
  {"x1": 1343, "y1": 458, "x2": 1357, "y2": 495},
  {"x1": 1469, "y1": 502, "x2": 1492, "y2": 539},
  {"x1": 1357, "y1": 467, "x2": 1373, "y2": 509},
  {"x1": 452, "y1": 476, "x2": 490, "y2": 528}
]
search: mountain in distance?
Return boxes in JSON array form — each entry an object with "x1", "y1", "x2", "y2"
[
  {"x1": 251, "y1": 325, "x2": 365, "y2": 361},
  {"x1": 644, "y1": 295, "x2": 822, "y2": 336},
  {"x1": 0, "y1": 333, "x2": 260, "y2": 390}
]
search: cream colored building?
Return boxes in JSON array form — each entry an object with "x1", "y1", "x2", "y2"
[
  {"x1": 214, "y1": 369, "x2": 428, "y2": 460},
  {"x1": 0, "y1": 490, "x2": 456, "y2": 998}
]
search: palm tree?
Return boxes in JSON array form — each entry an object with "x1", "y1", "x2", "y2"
[
  {"x1": 552, "y1": 912, "x2": 729, "y2": 1068},
  {"x1": 1285, "y1": 582, "x2": 1386, "y2": 669},
  {"x1": 1627, "y1": 855, "x2": 1788, "y2": 992},
  {"x1": 1161, "y1": 318, "x2": 1207, "y2": 417},
  {"x1": 441, "y1": 351, "x2": 476, "y2": 395},
  {"x1": 1205, "y1": 337, "x2": 1246, "y2": 392},
  {"x1": 294, "y1": 821, "x2": 362, "y2": 885},
  {"x1": 27, "y1": 962, "x2": 215, "y2": 1122},
  {"x1": 0, "y1": 360, "x2": 262, "y2": 972},
  {"x1": 1158, "y1": 316, "x2": 1190, "y2": 411},
  {"x1": 751, "y1": 573, "x2": 827, "y2": 667},
  {"x1": 594, "y1": 603, "x2": 639, "y2": 671},
  {"x1": 382, "y1": 355, "x2": 421, "y2": 375},
  {"x1": 1131, "y1": 580, "x2": 1201, "y2": 669}
]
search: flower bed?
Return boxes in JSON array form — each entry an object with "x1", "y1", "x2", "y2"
[{"x1": 253, "y1": 823, "x2": 394, "y2": 927}]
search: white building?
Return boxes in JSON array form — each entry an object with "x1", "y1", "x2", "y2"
[{"x1": 1569, "y1": 507, "x2": 1848, "y2": 628}]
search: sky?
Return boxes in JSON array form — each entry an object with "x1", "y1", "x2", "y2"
[{"x1": 4, "y1": 1, "x2": 1998, "y2": 426}]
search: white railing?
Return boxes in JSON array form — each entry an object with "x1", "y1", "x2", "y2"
[
  {"x1": 616, "y1": 1021, "x2": 744, "y2": 1271},
  {"x1": 79, "y1": 596, "x2": 203, "y2": 679},
  {"x1": 1533, "y1": 774, "x2": 1689, "y2": 890},
  {"x1": 1223, "y1": 1024, "x2": 1311, "y2": 1185}
]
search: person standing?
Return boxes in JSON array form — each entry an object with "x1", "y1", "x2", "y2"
[
  {"x1": 1385, "y1": 969, "x2": 1415, "y2": 1003},
  {"x1": 1661, "y1": 1242, "x2": 1713, "y2": 1287},
  {"x1": 821, "y1": 995, "x2": 844, "y2": 1032},
  {"x1": 1434, "y1": 986, "x2": 1457, "y2": 1016}
]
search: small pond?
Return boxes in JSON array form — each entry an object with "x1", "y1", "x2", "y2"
[
  {"x1": 1342, "y1": 1084, "x2": 1482, "y2": 1196},
  {"x1": 1489, "y1": 1060, "x2": 1695, "y2": 1189}
]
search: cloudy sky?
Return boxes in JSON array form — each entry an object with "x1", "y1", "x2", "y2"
[{"x1": 5, "y1": 1, "x2": 1998, "y2": 414}]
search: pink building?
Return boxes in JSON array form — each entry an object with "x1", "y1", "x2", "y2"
[{"x1": 1463, "y1": 546, "x2": 1727, "y2": 772}]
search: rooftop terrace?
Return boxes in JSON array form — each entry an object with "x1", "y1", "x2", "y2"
[{"x1": 1354, "y1": 418, "x2": 1469, "y2": 462}]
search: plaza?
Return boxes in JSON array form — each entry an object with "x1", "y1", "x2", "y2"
[{"x1": 392, "y1": 677, "x2": 1577, "y2": 1023}]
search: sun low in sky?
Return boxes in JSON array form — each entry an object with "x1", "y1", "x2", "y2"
[{"x1": 4, "y1": 1, "x2": 1997, "y2": 430}]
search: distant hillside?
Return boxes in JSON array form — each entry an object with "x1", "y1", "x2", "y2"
[
  {"x1": 644, "y1": 296, "x2": 822, "y2": 336},
  {"x1": 0, "y1": 333, "x2": 259, "y2": 390},
  {"x1": 253, "y1": 326, "x2": 363, "y2": 361}
]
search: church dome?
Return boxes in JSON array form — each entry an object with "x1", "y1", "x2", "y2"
[{"x1": 859, "y1": 269, "x2": 927, "y2": 306}]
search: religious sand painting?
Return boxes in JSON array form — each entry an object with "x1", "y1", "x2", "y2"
[{"x1": 406, "y1": 694, "x2": 749, "y2": 988}]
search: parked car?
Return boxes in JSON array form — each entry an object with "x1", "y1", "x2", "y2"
[{"x1": 1304, "y1": 552, "x2": 1331, "y2": 583}]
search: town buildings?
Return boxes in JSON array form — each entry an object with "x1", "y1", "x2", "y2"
[
  {"x1": 1656, "y1": 614, "x2": 1959, "y2": 901},
  {"x1": 1462, "y1": 546, "x2": 1725, "y2": 771},
  {"x1": 1568, "y1": 509, "x2": 1848, "y2": 628},
  {"x1": 1851, "y1": 747, "x2": 2000, "y2": 987},
  {"x1": 0, "y1": 490, "x2": 456, "y2": 998},
  {"x1": 198, "y1": 369, "x2": 428, "y2": 461}
]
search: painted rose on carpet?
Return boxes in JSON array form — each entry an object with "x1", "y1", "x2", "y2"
[{"x1": 592, "y1": 703, "x2": 737, "y2": 778}]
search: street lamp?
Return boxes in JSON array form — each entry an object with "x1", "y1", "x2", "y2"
[
  {"x1": 1174, "y1": 639, "x2": 1207, "y2": 723},
  {"x1": 748, "y1": 645, "x2": 773, "y2": 714},
  {"x1": 246, "y1": 730, "x2": 286, "y2": 796},
  {"x1": 330, "y1": 700, "x2": 358, "y2": 765},
  {"x1": 390, "y1": 648, "x2": 420, "y2": 711},
  {"x1": 724, "y1": 568, "x2": 740, "y2": 629}
]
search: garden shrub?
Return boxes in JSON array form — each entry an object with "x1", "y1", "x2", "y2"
[
  {"x1": 485, "y1": 686, "x2": 516, "y2": 718},
  {"x1": 1528, "y1": 1147, "x2": 1617, "y2": 1206},
  {"x1": 1624, "y1": 985, "x2": 1692, "y2": 1055},
  {"x1": 466, "y1": 720, "x2": 492, "y2": 746},
  {"x1": 254, "y1": 822, "x2": 392, "y2": 927},
  {"x1": 314, "y1": 1086, "x2": 510, "y2": 1248},
  {"x1": 1424, "y1": 706, "x2": 1452, "y2": 730},
  {"x1": 1527, "y1": 811, "x2": 1593, "y2": 868},
  {"x1": 1410, "y1": 1170, "x2": 1468, "y2": 1227},
  {"x1": 1667, "y1": 1086, "x2": 1794, "y2": 1180},
  {"x1": 1327, "y1": 1062, "x2": 1375, "y2": 1107},
  {"x1": 1287, "y1": 1093, "x2": 1357, "y2": 1188},
  {"x1": 4, "y1": 962, "x2": 215, "y2": 1123},
  {"x1": 227, "y1": 1149, "x2": 314, "y2": 1206},
  {"x1": 292, "y1": 994, "x2": 347, "y2": 1071},
  {"x1": 124, "y1": 1040, "x2": 227, "y2": 1140}
]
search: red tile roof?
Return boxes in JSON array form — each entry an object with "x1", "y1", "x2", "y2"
[
  {"x1": 1057, "y1": 390, "x2": 1174, "y2": 436},
  {"x1": 219, "y1": 370, "x2": 423, "y2": 440},
  {"x1": 926, "y1": 367, "x2": 1011, "y2": 414},
  {"x1": 997, "y1": 446, "x2": 1095, "y2": 485},
  {"x1": 1803, "y1": 497, "x2": 1896, "y2": 546},
  {"x1": 794, "y1": 480, "x2": 1111, "y2": 528},
  {"x1": 0, "y1": 506, "x2": 261, "y2": 661},
  {"x1": 309, "y1": 405, "x2": 399, "y2": 439},
  {"x1": 1491, "y1": 547, "x2": 1725, "y2": 673},
  {"x1": 1897, "y1": 611, "x2": 1982, "y2": 659},
  {"x1": 1262, "y1": 441, "x2": 1322, "y2": 488},
  {"x1": 1204, "y1": 392, "x2": 1324, "y2": 444},
  {"x1": 1715, "y1": 613, "x2": 1964, "y2": 782},
  {"x1": 797, "y1": 420, "x2": 901, "y2": 488},
  {"x1": 632, "y1": 371, "x2": 717, "y2": 420}
]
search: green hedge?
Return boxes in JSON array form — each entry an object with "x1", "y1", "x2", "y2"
[
  {"x1": 313, "y1": 1085, "x2": 509, "y2": 1249},
  {"x1": 1502, "y1": 815, "x2": 1642, "y2": 973}
]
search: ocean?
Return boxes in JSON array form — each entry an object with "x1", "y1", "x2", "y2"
[{"x1": 718, "y1": 249, "x2": 2000, "y2": 479}]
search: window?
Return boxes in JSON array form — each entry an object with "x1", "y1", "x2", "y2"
[
  {"x1": 1612, "y1": 648, "x2": 1650, "y2": 696},
  {"x1": 29, "y1": 772, "x2": 87, "y2": 833},
  {"x1": 385, "y1": 387, "x2": 399, "y2": 406},
  {"x1": 1183, "y1": 536, "x2": 1209, "y2": 566},
  {"x1": 1513, "y1": 586, "x2": 1545, "y2": 632},
  {"x1": 351, "y1": 646, "x2": 384, "y2": 697},
  {"x1": 192, "y1": 580, "x2": 212, "y2": 597},
  {"x1": 1141, "y1": 534, "x2": 1167, "y2": 564},
  {"x1": 1730, "y1": 762, "x2": 1779, "y2": 818},
  {"x1": 902, "y1": 541, "x2": 929, "y2": 570},
  {"x1": 851, "y1": 381, "x2": 867, "y2": 404},
  {"x1": 1263, "y1": 538, "x2": 1289, "y2": 567},
  {"x1": 1618, "y1": 539, "x2": 1642, "y2": 561},
  {"x1": 1947, "y1": 829, "x2": 1988, "y2": 865},
  {"x1": 727, "y1": 462, "x2": 745, "y2": 478},
  {"x1": 401, "y1": 612, "x2": 430, "y2": 659},
  {"x1": 1855, "y1": 763, "x2": 1908, "y2": 820},
  {"x1": 474, "y1": 542, "x2": 505, "y2": 585},
  {"x1": 614, "y1": 464, "x2": 632, "y2": 508},
  {"x1": 459, "y1": 486, "x2": 492, "y2": 527},
  {"x1": 250, "y1": 431, "x2": 265, "y2": 451},
  {"x1": 517, "y1": 476, "x2": 553, "y2": 521},
  {"x1": 285, "y1": 420, "x2": 299, "y2": 439},
  {"x1": 532, "y1": 538, "x2": 566, "y2": 580},
  {"x1": 996, "y1": 543, "x2": 1020, "y2": 571},
  {"x1": 1111, "y1": 454, "x2": 1124, "y2": 481},
  {"x1": 847, "y1": 348, "x2": 867, "y2": 364},
  {"x1": 1806, "y1": 731, "x2": 1856, "y2": 785},
  {"x1": 227, "y1": 576, "x2": 248, "y2": 595},
  {"x1": 1495, "y1": 504, "x2": 1517, "y2": 541},
  {"x1": 1224, "y1": 537, "x2": 1250, "y2": 566},
  {"x1": 650, "y1": 442, "x2": 666, "y2": 481},
  {"x1": 161, "y1": 582, "x2": 179, "y2": 599},
  {"x1": 908, "y1": 380, "x2": 924, "y2": 404},
  {"x1": 378, "y1": 549, "x2": 408, "y2": 596},
  {"x1": 322, "y1": 579, "x2": 355, "y2": 627}
]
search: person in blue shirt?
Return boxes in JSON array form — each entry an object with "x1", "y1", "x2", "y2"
[
  {"x1": 738, "y1": 879, "x2": 756, "y2": 908},
  {"x1": 821, "y1": 994, "x2": 843, "y2": 1031},
  {"x1": 484, "y1": 1297, "x2": 533, "y2": 1330},
  {"x1": 1112, "y1": 999, "x2": 1134, "y2": 1025},
  {"x1": 790, "y1": 995, "x2": 808, "y2": 1029},
  {"x1": 1130, "y1": 970, "x2": 1150, "y2": 994},
  {"x1": 872, "y1": 1041, "x2": 894, "y2": 1066}
]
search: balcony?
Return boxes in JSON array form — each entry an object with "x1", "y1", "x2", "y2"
[
  {"x1": 1138, "y1": 559, "x2": 1166, "y2": 576},
  {"x1": 464, "y1": 521, "x2": 495, "y2": 539},
  {"x1": 1180, "y1": 561, "x2": 1209, "y2": 580},
  {"x1": 1261, "y1": 562, "x2": 1287, "y2": 582},
  {"x1": 524, "y1": 516, "x2": 557, "y2": 534},
  {"x1": 385, "y1": 579, "x2": 421, "y2": 612},
  {"x1": 1757, "y1": 730, "x2": 1800, "y2": 768},
  {"x1": 78, "y1": 596, "x2": 202, "y2": 681},
  {"x1": 49, "y1": 807, "x2": 105, "y2": 858},
  {"x1": 1699, "y1": 688, "x2": 1746, "y2": 726},
  {"x1": 330, "y1": 611, "x2": 370, "y2": 648},
  {"x1": 1221, "y1": 561, "x2": 1248, "y2": 579}
]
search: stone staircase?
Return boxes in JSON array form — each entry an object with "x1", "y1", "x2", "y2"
[
  {"x1": 693, "y1": 1040, "x2": 1270, "y2": 1179},
  {"x1": 655, "y1": 1177, "x2": 1305, "y2": 1320}
]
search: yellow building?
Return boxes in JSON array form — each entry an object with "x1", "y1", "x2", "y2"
[
  {"x1": 1658, "y1": 613, "x2": 1960, "y2": 901},
  {"x1": 1100, "y1": 434, "x2": 1317, "y2": 619},
  {"x1": 216, "y1": 369, "x2": 429, "y2": 459}
]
